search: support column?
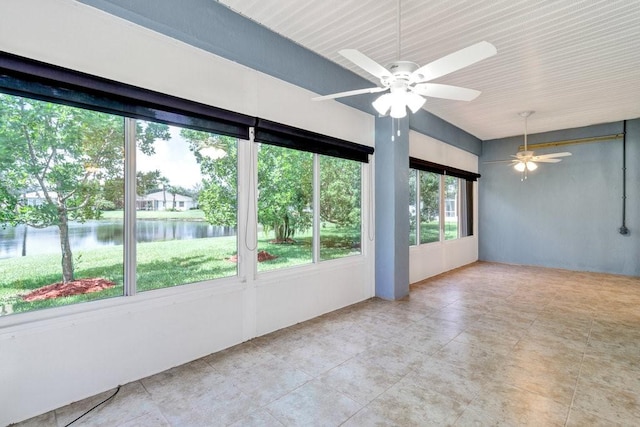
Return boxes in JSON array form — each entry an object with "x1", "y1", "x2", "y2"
[{"x1": 375, "y1": 116, "x2": 410, "y2": 300}]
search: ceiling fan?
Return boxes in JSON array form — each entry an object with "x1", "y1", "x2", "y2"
[
  {"x1": 312, "y1": 41, "x2": 497, "y2": 118},
  {"x1": 486, "y1": 111, "x2": 572, "y2": 180}
]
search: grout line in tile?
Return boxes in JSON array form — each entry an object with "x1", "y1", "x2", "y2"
[{"x1": 564, "y1": 317, "x2": 594, "y2": 427}]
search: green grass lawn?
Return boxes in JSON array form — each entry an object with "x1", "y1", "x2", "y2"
[
  {"x1": 0, "y1": 225, "x2": 361, "y2": 315},
  {"x1": 410, "y1": 221, "x2": 458, "y2": 244}
]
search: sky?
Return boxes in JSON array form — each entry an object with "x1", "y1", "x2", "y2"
[{"x1": 136, "y1": 126, "x2": 204, "y2": 189}]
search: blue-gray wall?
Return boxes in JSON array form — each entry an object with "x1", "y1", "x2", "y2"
[
  {"x1": 375, "y1": 117, "x2": 410, "y2": 299},
  {"x1": 480, "y1": 120, "x2": 640, "y2": 276}
]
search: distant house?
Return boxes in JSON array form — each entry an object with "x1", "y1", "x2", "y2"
[
  {"x1": 23, "y1": 191, "x2": 57, "y2": 206},
  {"x1": 136, "y1": 190, "x2": 196, "y2": 211}
]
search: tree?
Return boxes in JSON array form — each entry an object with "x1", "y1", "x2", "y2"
[
  {"x1": 102, "y1": 177, "x2": 125, "y2": 209},
  {"x1": 319, "y1": 156, "x2": 360, "y2": 227},
  {"x1": 257, "y1": 145, "x2": 312, "y2": 241},
  {"x1": 136, "y1": 170, "x2": 163, "y2": 197},
  {"x1": 181, "y1": 129, "x2": 237, "y2": 225},
  {"x1": 180, "y1": 129, "x2": 314, "y2": 242},
  {"x1": 0, "y1": 94, "x2": 169, "y2": 283},
  {"x1": 419, "y1": 171, "x2": 440, "y2": 222}
]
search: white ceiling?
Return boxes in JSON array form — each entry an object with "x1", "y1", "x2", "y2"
[{"x1": 218, "y1": 0, "x2": 640, "y2": 140}]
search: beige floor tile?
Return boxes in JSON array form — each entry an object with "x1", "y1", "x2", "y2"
[
  {"x1": 204, "y1": 341, "x2": 276, "y2": 375},
  {"x1": 55, "y1": 382, "x2": 163, "y2": 427},
  {"x1": 341, "y1": 407, "x2": 398, "y2": 426},
  {"x1": 273, "y1": 338, "x2": 355, "y2": 377},
  {"x1": 265, "y1": 380, "x2": 361, "y2": 426},
  {"x1": 565, "y1": 408, "x2": 624, "y2": 427},
  {"x1": 366, "y1": 374, "x2": 468, "y2": 426},
  {"x1": 118, "y1": 411, "x2": 171, "y2": 427},
  {"x1": 411, "y1": 357, "x2": 489, "y2": 405},
  {"x1": 453, "y1": 407, "x2": 501, "y2": 426},
  {"x1": 500, "y1": 367, "x2": 578, "y2": 407},
  {"x1": 358, "y1": 341, "x2": 429, "y2": 377},
  {"x1": 10, "y1": 411, "x2": 57, "y2": 427},
  {"x1": 464, "y1": 382, "x2": 569, "y2": 426},
  {"x1": 434, "y1": 339, "x2": 510, "y2": 377},
  {"x1": 227, "y1": 408, "x2": 285, "y2": 427},
  {"x1": 223, "y1": 356, "x2": 313, "y2": 407},
  {"x1": 572, "y1": 377, "x2": 640, "y2": 425},
  {"x1": 450, "y1": 328, "x2": 520, "y2": 355},
  {"x1": 141, "y1": 359, "x2": 235, "y2": 406},
  {"x1": 318, "y1": 356, "x2": 404, "y2": 405},
  {"x1": 579, "y1": 354, "x2": 640, "y2": 394},
  {"x1": 153, "y1": 387, "x2": 259, "y2": 426}
]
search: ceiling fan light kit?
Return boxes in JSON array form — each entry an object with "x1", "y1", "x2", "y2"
[
  {"x1": 313, "y1": 41, "x2": 497, "y2": 119},
  {"x1": 485, "y1": 110, "x2": 572, "y2": 180}
]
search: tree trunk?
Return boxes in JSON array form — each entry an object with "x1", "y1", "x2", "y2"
[
  {"x1": 21, "y1": 225, "x2": 27, "y2": 257},
  {"x1": 163, "y1": 186, "x2": 167, "y2": 209},
  {"x1": 58, "y1": 209, "x2": 74, "y2": 283}
]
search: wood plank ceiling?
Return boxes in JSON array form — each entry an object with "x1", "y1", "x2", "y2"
[{"x1": 218, "y1": 0, "x2": 640, "y2": 140}]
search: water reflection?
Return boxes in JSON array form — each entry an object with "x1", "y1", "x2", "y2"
[{"x1": 0, "y1": 220, "x2": 235, "y2": 259}]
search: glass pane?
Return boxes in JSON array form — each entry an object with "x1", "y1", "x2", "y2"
[
  {"x1": 409, "y1": 169, "x2": 417, "y2": 246},
  {"x1": 0, "y1": 93, "x2": 124, "y2": 315},
  {"x1": 136, "y1": 123, "x2": 237, "y2": 292},
  {"x1": 319, "y1": 156, "x2": 361, "y2": 260},
  {"x1": 444, "y1": 176, "x2": 459, "y2": 240},
  {"x1": 419, "y1": 171, "x2": 441, "y2": 244},
  {"x1": 257, "y1": 144, "x2": 313, "y2": 271},
  {"x1": 460, "y1": 179, "x2": 473, "y2": 237}
]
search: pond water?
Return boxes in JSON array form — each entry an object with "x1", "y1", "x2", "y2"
[{"x1": 0, "y1": 220, "x2": 236, "y2": 259}]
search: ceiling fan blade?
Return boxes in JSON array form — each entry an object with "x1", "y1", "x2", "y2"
[
  {"x1": 409, "y1": 41, "x2": 497, "y2": 84},
  {"x1": 412, "y1": 83, "x2": 481, "y2": 101},
  {"x1": 534, "y1": 158, "x2": 562, "y2": 163},
  {"x1": 339, "y1": 49, "x2": 392, "y2": 79},
  {"x1": 532, "y1": 152, "x2": 572, "y2": 160},
  {"x1": 312, "y1": 86, "x2": 387, "y2": 101}
]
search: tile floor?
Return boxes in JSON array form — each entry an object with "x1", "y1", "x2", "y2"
[{"x1": 15, "y1": 262, "x2": 640, "y2": 426}]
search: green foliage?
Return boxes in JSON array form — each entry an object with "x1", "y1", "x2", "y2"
[
  {"x1": 320, "y1": 156, "x2": 361, "y2": 227},
  {"x1": 0, "y1": 95, "x2": 120, "y2": 228},
  {"x1": 181, "y1": 130, "x2": 361, "y2": 243},
  {"x1": 180, "y1": 129, "x2": 237, "y2": 227},
  {"x1": 419, "y1": 170, "x2": 440, "y2": 223},
  {"x1": 102, "y1": 177, "x2": 125, "y2": 209},
  {"x1": 257, "y1": 145, "x2": 312, "y2": 241},
  {"x1": 0, "y1": 94, "x2": 170, "y2": 282},
  {"x1": 136, "y1": 170, "x2": 163, "y2": 197}
]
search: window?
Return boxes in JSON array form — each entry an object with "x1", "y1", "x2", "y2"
[
  {"x1": 419, "y1": 171, "x2": 440, "y2": 244},
  {"x1": 135, "y1": 123, "x2": 238, "y2": 292},
  {"x1": 409, "y1": 157, "x2": 478, "y2": 246},
  {"x1": 252, "y1": 119, "x2": 371, "y2": 272},
  {"x1": 0, "y1": 96, "x2": 242, "y2": 314},
  {"x1": 0, "y1": 94, "x2": 125, "y2": 314},
  {"x1": 444, "y1": 176, "x2": 459, "y2": 240},
  {"x1": 255, "y1": 148, "x2": 363, "y2": 271},
  {"x1": 409, "y1": 170, "x2": 417, "y2": 246},
  {"x1": 257, "y1": 144, "x2": 313, "y2": 271},
  {"x1": 319, "y1": 155, "x2": 361, "y2": 260}
]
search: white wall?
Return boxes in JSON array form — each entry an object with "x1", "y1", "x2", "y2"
[
  {"x1": 0, "y1": 1, "x2": 375, "y2": 424},
  {"x1": 408, "y1": 131, "x2": 479, "y2": 283}
]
